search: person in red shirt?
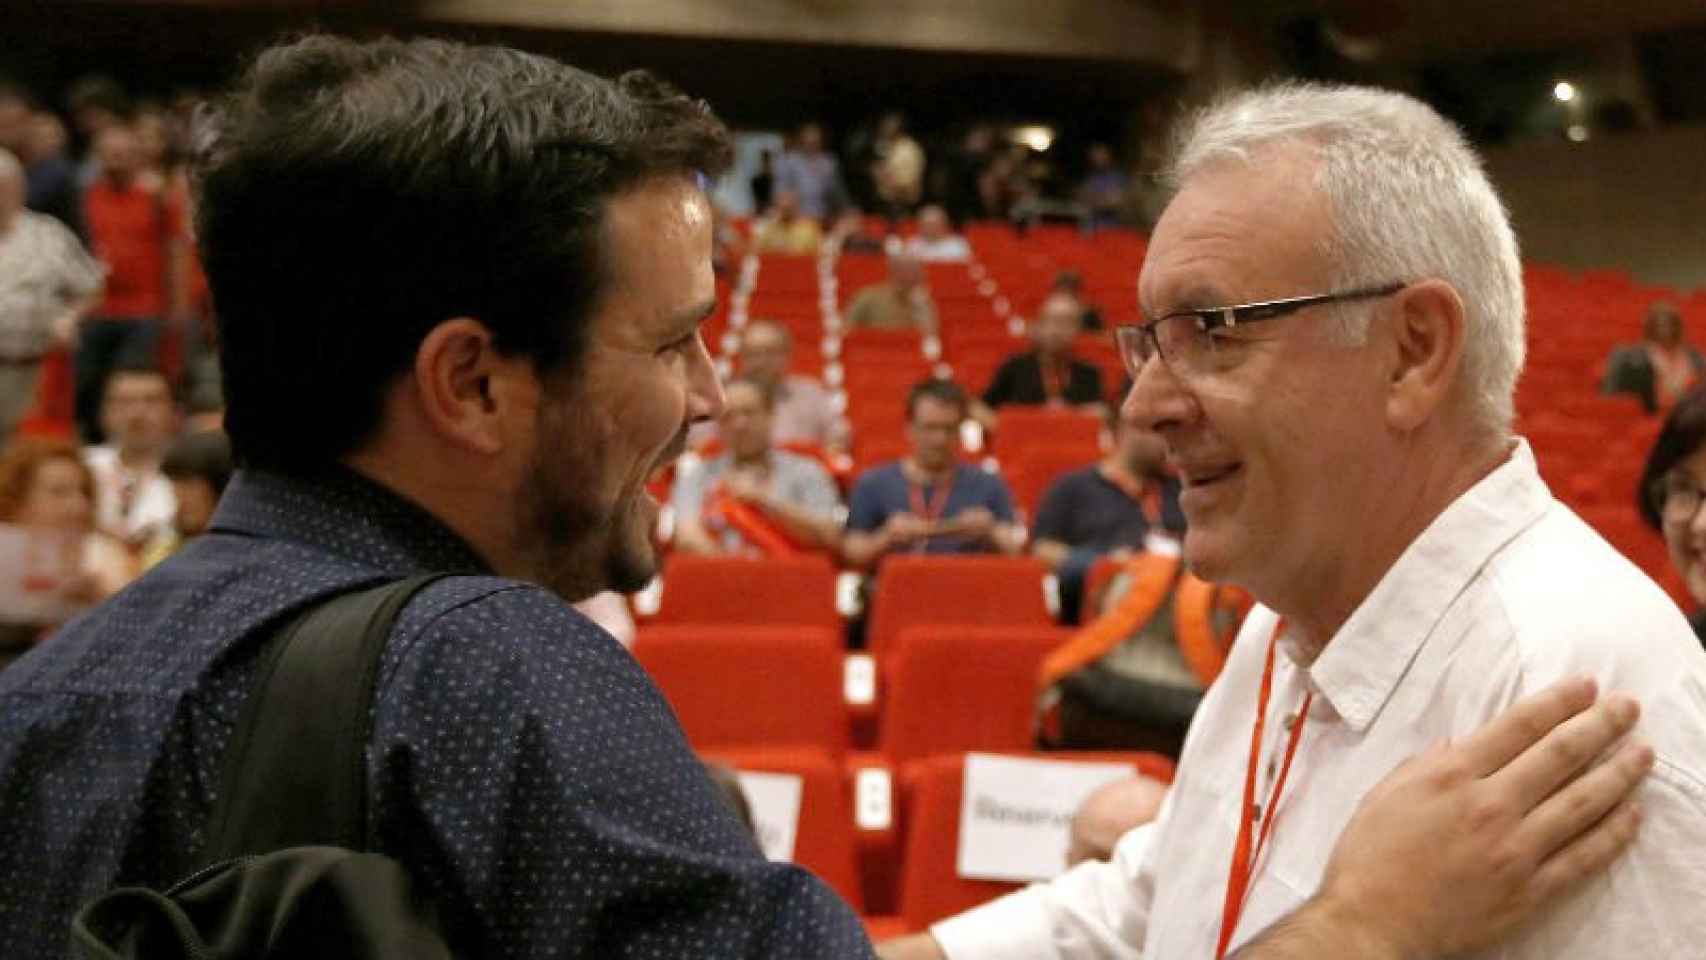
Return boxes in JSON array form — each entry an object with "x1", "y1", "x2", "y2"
[{"x1": 76, "y1": 124, "x2": 188, "y2": 443}]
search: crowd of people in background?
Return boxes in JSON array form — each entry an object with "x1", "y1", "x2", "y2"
[{"x1": 0, "y1": 75, "x2": 225, "y2": 663}]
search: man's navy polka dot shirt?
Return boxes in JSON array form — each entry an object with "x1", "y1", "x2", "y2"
[{"x1": 0, "y1": 467, "x2": 875, "y2": 958}]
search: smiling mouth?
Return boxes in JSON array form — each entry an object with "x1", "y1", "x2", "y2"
[{"x1": 1181, "y1": 463, "x2": 1241, "y2": 488}]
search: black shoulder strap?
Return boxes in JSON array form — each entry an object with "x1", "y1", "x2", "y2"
[{"x1": 201, "y1": 574, "x2": 450, "y2": 866}]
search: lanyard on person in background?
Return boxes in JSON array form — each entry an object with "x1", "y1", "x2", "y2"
[
  {"x1": 906, "y1": 470, "x2": 956, "y2": 553},
  {"x1": 1215, "y1": 620, "x2": 1313, "y2": 959},
  {"x1": 1041, "y1": 355, "x2": 1069, "y2": 403}
]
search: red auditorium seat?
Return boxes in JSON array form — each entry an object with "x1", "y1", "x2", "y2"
[
  {"x1": 991, "y1": 407, "x2": 1104, "y2": 464},
  {"x1": 700, "y1": 745, "x2": 866, "y2": 911},
  {"x1": 866, "y1": 555, "x2": 1055, "y2": 658},
  {"x1": 1005, "y1": 446, "x2": 1098, "y2": 520},
  {"x1": 879, "y1": 626, "x2": 1069, "y2": 766},
  {"x1": 888, "y1": 750, "x2": 1176, "y2": 931},
  {"x1": 652, "y1": 553, "x2": 840, "y2": 629},
  {"x1": 632, "y1": 626, "x2": 848, "y2": 754}
]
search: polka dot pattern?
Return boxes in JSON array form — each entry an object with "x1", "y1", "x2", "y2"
[{"x1": 0, "y1": 467, "x2": 875, "y2": 957}]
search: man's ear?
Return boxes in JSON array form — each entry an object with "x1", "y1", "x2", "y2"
[
  {"x1": 1385, "y1": 280, "x2": 1467, "y2": 433},
  {"x1": 409, "y1": 318, "x2": 538, "y2": 456}
]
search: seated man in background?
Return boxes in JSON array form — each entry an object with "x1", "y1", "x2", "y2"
[
  {"x1": 83, "y1": 361, "x2": 178, "y2": 550},
  {"x1": 1602, "y1": 299, "x2": 1703, "y2": 413},
  {"x1": 844, "y1": 251, "x2": 937, "y2": 335},
  {"x1": 735, "y1": 319, "x2": 849, "y2": 452},
  {"x1": 1032, "y1": 407, "x2": 1184, "y2": 622},
  {"x1": 1065, "y1": 774, "x2": 1169, "y2": 867},
  {"x1": 973, "y1": 290, "x2": 1105, "y2": 432},
  {"x1": 673, "y1": 376, "x2": 842, "y2": 557},
  {"x1": 905, "y1": 203, "x2": 971, "y2": 262},
  {"x1": 752, "y1": 187, "x2": 822, "y2": 255},
  {"x1": 844, "y1": 379, "x2": 1024, "y2": 565}
]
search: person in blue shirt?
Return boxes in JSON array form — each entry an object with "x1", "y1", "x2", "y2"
[
  {"x1": 843, "y1": 379, "x2": 1026, "y2": 567},
  {"x1": 0, "y1": 34, "x2": 874, "y2": 959}
]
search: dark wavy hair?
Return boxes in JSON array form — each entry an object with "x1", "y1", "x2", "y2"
[
  {"x1": 1637, "y1": 386, "x2": 1706, "y2": 530},
  {"x1": 192, "y1": 34, "x2": 732, "y2": 473}
]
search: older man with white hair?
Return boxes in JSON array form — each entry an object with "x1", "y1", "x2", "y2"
[
  {"x1": 0, "y1": 147, "x2": 103, "y2": 439},
  {"x1": 881, "y1": 81, "x2": 1701, "y2": 960}
]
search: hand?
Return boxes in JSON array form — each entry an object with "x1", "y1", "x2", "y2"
[
  {"x1": 882, "y1": 511, "x2": 931, "y2": 546},
  {"x1": 1313, "y1": 676, "x2": 1651, "y2": 959},
  {"x1": 940, "y1": 506, "x2": 997, "y2": 542},
  {"x1": 723, "y1": 470, "x2": 767, "y2": 505}
]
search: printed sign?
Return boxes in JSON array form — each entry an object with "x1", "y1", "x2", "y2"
[
  {"x1": 0, "y1": 525, "x2": 85, "y2": 624},
  {"x1": 736, "y1": 770, "x2": 804, "y2": 863},
  {"x1": 956, "y1": 752, "x2": 1136, "y2": 882}
]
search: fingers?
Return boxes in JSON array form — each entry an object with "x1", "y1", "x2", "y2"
[
  {"x1": 1515, "y1": 736, "x2": 1654, "y2": 867},
  {"x1": 1526, "y1": 799, "x2": 1643, "y2": 904},
  {"x1": 1458, "y1": 676, "x2": 1599, "y2": 778},
  {"x1": 1483, "y1": 693, "x2": 1642, "y2": 810}
]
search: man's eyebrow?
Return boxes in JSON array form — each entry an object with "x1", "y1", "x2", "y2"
[
  {"x1": 1141, "y1": 285, "x2": 1227, "y2": 321},
  {"x1": 666, "y1": 297, "x2": 719, "y2": 338}
]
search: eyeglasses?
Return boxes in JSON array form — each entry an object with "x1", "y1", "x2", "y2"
[
  {"x1": 1115, "y1": 282, "x2": 1406, "y2": 378},
  {"x1": 1657, "y1": 472, "x2": 1706, "y2": 522}
]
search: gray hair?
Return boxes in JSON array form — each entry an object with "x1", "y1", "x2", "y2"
[
  {"x1": 1165, "y1": 82, "x2": 1525, "y2": 439},
  {"x1": 0, "y1": 147, "x2": 22, "y2": 183}
]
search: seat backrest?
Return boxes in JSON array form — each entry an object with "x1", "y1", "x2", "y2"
[
  {"x1": 879, "y1": 626, "x2": 1068, "y2": 766},
  {"x1": 867, "y1": 555, "x2": 1053, "y2": 658},
  {"x1": 895, "y1": 749, "x2": 1176, "y2": 930},
  {"x1": 653, "y1": 554, "x2": 839, "y2": 629},
  {"x1": 632, "y1": 626, "x2": 848, "y2": 754},
  {"x1": 992, "y1": 407, "x2": 1103, "y2": 463},
  {"x1": 701, "y1": 745, "x2": 865, "y2": 912}
]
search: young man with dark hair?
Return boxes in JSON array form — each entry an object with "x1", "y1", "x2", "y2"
[
  {"x1": 83, "y1": 361, "x2": 179, "y2": 549},
  {"x1": 843, "y1": 379, "x2": 1026, "y2": 565},
  {"x1": 0, "y1": 35, "x2": 872, "y2": 958}
]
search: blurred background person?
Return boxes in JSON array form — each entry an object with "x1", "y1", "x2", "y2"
[
  {"x1": 1603, "y1": 300, "x2": 1703, "y2": 413},
  {"x1": 84, "y1": 362, "x2": 178, "y2": 550},
  {"x1": 1064, "y1": 774, "x2": 1169, "y2": 867},
  {"x1": 825, "y1": 206, "x2": 884, "y2": 256},
  {"x1": 749, "y1": 147, "x2": 775, "y2": 213},
  {"x1": 905, "y1": 204, "x2": 971, "y2": 262},
  {"x1": 1638, "y1": 385, "x2": 1706, "y2": 646},
  {"x1": 844, "y1": 251, "x2": 937, "y2": 334},
  {"x1": 871, "y1": 111, "x2": 924, "y2": 220},
  {"x1": 752, "y1": 187, "x2": 821, "y2": 255},
  {"x1": 0, "y1": 437, "x2": 134, "y2": 670},
  {"x1": 140, "y1": 428, "x2": 229, "y2": 569},
  {"x1": 78, "y1": 123, "x2": 188, "y2": 442},
  {"x1": 672, "y1": 376, "x2": 843, "y2": 557},
  {"x1": 1077, "y1": 142, "x2": 1130, "y2": 230},
  {"x1": 732, "y1": 319, "x2": 848, "y2": 452},
  {"x1": 0, "y1": 147, "x2": 103, "y2": 442},
  {"x1": 22, "y1": 111, "x2": 82, "y2": 235},
  {"x1": 1031, "y1": 407, "x2": 1184, "y2": 622},
  {"x1": 972, "y1": 290, "x2": 1104, "y2": 432},
  {"x1": 776, "y1": 121, "x2": 847, "y2": 222},
  {"x1": 64, "y1": 74, "x2": 129, "y2": 189},
  {"x1": 844, "y1": 379, "x2": 1024, "y2": 566}
]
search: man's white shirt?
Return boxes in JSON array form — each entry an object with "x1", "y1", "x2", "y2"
[{"x1": 932, "y1": 440, "x2": 1706, "y2": 959}]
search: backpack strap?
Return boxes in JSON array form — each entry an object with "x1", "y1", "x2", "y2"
[{"x1": 200, "y1": 574, "x2": 450, "y2": 866}]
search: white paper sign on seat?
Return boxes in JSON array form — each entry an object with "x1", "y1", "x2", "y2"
[
  {"x1": 736, "y1": 770, "x2": 805, "y2": 862},
  {"x1": 956, "y1": 752, "x2": 1136, "y2": 883}
]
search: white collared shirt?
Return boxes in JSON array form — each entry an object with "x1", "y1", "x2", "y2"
[
  {"x1": 932, "y1": 440, "x2": 1706, "y2": 960},
  {"x1": 84, "y1": 445, "x2": 177, "y2": 547}
]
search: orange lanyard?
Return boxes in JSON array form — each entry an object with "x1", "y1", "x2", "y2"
[
  {"x1": 1098, "y1": 464, "x2": 1161, "y2": 528},
  {"x1": 1040, "y1": 355, "x2": 1068, "y2": 402},
  {"x1": 1215, "y1": 621, "x2": 1313, "y2": 959},
  {"x1": 906, "y1": 470, "x2": 956, "y2": 553}
]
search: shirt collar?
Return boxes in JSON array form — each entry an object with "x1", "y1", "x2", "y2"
[
  {"x1": 210, "y1": 465, "x2": 493, "y2": 576},
  {"x1": 1297, "y1": 439, "x2": 1552, "y2": 731}
]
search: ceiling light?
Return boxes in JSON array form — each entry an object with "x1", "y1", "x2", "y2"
[
  {"x1": 1553, "y1": 81, "x2": 1577, "y2": 103},
  {"x1": 1013, "y1": 125, "x2": 1054, "y2": 152}
]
